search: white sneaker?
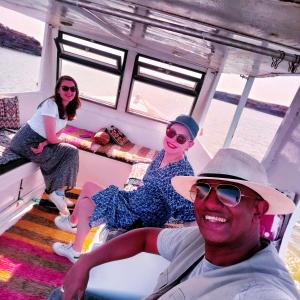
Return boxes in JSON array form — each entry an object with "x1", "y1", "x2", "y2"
[
  {"x1": 54, "y1": 215, "x2": 77, "y2": 234},
  {"x1": 64, "y1": 197, "x2": 75, "y2": 208},
  {"x1": 49, "y1": 192, "x2": 70, "y2": 216},
  {"x1": 52, "y1": 242, "x2": 80, "y2": 263}
]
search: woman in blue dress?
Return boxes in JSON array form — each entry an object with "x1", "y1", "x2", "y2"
[{"x1": 52, "y1": 115, "x2": 199, "y2": 262}]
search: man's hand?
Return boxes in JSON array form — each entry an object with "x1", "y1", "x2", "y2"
[
  {"x1": 63, "y1": 256, "x2": 90, "y2": 300},
  {"x1": 31, "y1": 141, "x2": 47, "y2": 154}
]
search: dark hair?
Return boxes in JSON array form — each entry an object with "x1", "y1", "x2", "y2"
[{"x1": 54, "y1": 75, "x2": 81, "y2": 120}]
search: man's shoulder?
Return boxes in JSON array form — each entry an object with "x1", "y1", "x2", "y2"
[
  {"x1": 160, "y1": 226, "x2": 200, "y2": 240},
  {"x1": 158, "y1": 227, "x2": 202, "y2": 255}
]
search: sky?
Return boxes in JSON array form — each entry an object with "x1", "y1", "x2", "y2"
[
  {"x1": 218, "y1": 74, "x2": 299, "y2": 106},
  {"x1": 0, "y1": 6, "x2": 299, "y2": 106},
  {"x1": 0, "y1": 6, "x2": 44, "y2": 44}
]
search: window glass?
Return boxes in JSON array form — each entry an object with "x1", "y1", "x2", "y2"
[
  {"x1": 200, "y1": 74, "x2": 246, "y2": 156},
  {"x1": 129, "y1": 81, "x2": 194, "y2": 120},
  {"x1": 128, "y1": 55, "x2": 204, "y2": 121},
  {"x1": 0, "y1": 7, "x2": 44, "y2": 93},
  {"x1": 61, "y1": 60, "x2": 120, "y2": 107},
  {"x1": 62, "y1": 33, "x2": 125, "y2": 63},
  {"x1": 201, "y1": 74, "x2": 299, "y2": 161},
  {"x1": 63, "y1": 45, "x2": 118, "y2": 67},
  {"x1": 138, "y1": 67, "x2": 197, "y2": 89},
  {"x1": 138, "y1": 56, "x2": 203, "y2": 78},
  {"x1": 230, "y1": 76, "x2": 299, "y2": 161},
  {"x1": 57, "y1": 32, "x2": 126, "y2": 107}
]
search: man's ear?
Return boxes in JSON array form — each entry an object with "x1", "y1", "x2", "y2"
[{"x1": 254, "y1": 199, "x2": 269, "y2": 219}]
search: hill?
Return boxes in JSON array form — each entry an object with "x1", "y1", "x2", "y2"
[
  {"x1": 0, "y1": 23, "x2": 41, "y2": 56},
  {"x1": 214, "y1": 91, "x2": 288, "y2": 117}
]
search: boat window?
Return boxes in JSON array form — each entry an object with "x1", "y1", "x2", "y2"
[
  {"x1": 201, "y1": 74, "x2": 300, "y2": 161},
  {"x1": 201, "y1": 74, "x2": 247, "y2": 156},
  {"x1": 0, "y1": 7, "x2": 44, "y2": 93},
  {"x1": 56, "y1": 32, "x2": 126, "y2": 108},
  {"x1": 127, "y1": 55, "x2": 205, "y2": 121},
  {"x1": 230, "y1": 76, "x2": 299, "y2": 161}
]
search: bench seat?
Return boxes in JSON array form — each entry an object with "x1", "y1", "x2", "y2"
[
  {"x1": 60, "y1": 125, "x2": 159, "y2": 165},
  {"x1": 0, "y1": 129, "x2": 29, "y2": 175}
]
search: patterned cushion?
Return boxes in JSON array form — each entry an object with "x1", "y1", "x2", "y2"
[
  {"x1": 107, "y1": 125, "x2": 129, "y2": 146},
  {"x1": 0, "y1": 96, "x2": 20, "y2": 129},
  {"x1": 59, "y1": 125, "x2": 158, "y2": 164}
]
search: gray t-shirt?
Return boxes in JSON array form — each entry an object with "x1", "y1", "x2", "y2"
[
  {"x1": 157, "y1": 227, "x2": 299, "y2": 300},
  {"x1": 158, "y1": 227, "x2": 221, "y2": 281}
]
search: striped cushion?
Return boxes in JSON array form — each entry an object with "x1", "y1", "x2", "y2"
[{"x1": 60, "y1": 125, "x2": 158, "y2": 164}]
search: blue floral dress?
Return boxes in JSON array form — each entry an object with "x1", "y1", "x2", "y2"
[{"x1": 90, "y1": 150, "x2": 195, "y2": 229}]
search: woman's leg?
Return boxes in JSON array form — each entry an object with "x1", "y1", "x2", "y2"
[
  {"x1": 70, "y1": 181, "x2": 102, "y2": 224},
  {"x1": 70, "y1": 181, "x2": 102, "y2": 252},
  {"x1": 71, "y1": 196, "x2": 96, "y2": 252}
]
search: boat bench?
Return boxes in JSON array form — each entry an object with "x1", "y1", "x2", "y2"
[
  {"x1": 59, "y1": 125, "x2": 159, "y2": 165},
  {"x1": 0, "y1": 128, "x2": 29, "y2": 175}
]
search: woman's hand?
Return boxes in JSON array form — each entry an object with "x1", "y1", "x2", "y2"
[{"x1": 31, "y1": 141, "x2": 47, "y2": 154}]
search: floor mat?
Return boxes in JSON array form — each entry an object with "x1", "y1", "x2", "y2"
[{"x1": 0, "y1": 188, "x2": 95, "y2": 300}]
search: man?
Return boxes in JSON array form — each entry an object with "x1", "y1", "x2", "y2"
[{"x1": 58, "y1": 148, "x2": 299, "y2": 299}]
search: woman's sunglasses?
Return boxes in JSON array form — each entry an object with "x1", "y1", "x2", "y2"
[
  {"x1": 190, "y1": 180, "x2": 257, "y2": 207},
  {"x1": 61, "y1": 85, "x2": 76, "y2": 92},
  {"x1": 166, "y1": 127, "x2": 189, "y2": 145}
]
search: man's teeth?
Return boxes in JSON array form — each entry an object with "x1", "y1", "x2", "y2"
[{"x1": 204, "y1": 215, "x2": 226, "y2": 223}]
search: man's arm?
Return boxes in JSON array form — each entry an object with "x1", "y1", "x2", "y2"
[{"x1": 63, "y1": 227, "x2": 161, "y2": 300}]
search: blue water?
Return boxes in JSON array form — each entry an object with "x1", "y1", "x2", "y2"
[{"x1": 0, "y1": 47, "x2": 283, "y2": 161}]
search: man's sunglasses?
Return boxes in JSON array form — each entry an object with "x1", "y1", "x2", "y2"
[
  {"x1": 61, "y1": 86, "x2": 76, "y2": 92},
  {"x1": 166, "y1": 127, "x2": 190, "y2": 145},
  {"x1": 190, "y1": 180, "x2": 258, "y2": 207}
]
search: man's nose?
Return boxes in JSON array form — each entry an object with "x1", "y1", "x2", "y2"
[{"x1": 203, "y1": 187, "x2": 223, "y2": 208}]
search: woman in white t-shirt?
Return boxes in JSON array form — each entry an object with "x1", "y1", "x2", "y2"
[{"x1": 10, "y1": 75, "x2": 81, "y2": 215}]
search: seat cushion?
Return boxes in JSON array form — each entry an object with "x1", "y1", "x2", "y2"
[{"x1": 60, "y1": 125, "x2": 158, "y2": 164}]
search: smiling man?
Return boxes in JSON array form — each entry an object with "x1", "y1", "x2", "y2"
[{"x1": 55, "y1": 148, "x2": 299, "y2": 300}]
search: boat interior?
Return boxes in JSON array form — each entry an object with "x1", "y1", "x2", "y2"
[{"x1": 0, "y1": 0, "x2": 299, "y2": 298}]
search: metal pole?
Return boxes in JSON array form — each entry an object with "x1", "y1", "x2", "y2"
[{"x1": 223, "y1": 76, "x2": 255, "y2": 148}]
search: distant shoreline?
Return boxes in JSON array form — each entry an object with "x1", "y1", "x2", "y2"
[
  {"x1": 0, "y1": 23, "x2": 41, "y2": 56},
  {"x1": 214, "y1": 91, "x2": 287, "y2": 117}
]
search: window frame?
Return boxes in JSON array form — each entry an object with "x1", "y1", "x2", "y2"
[
  {"x1": 55, "y1": 31, "x2": 127, "y2": 108},
  {"x1": 126, "y1": 54, "x2": 206, "y2": 122}
]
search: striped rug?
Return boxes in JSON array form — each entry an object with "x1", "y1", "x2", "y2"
[{"x1": 0, "y1": 188, "x2": 95, "y2": 300}]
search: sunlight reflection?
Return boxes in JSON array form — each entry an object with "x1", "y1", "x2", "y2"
[{"x1": 0, "y1": 257, "x2": 19, "y2": 282}]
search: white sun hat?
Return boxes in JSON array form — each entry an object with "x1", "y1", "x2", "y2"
[{"x1": 172, "y1": 148, "x2": 295, "y2": 215}]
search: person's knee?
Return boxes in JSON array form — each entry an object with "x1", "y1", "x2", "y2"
[
  {"x1": 82, "y1": 181, "x2": 100, "y2": 196},
  {"x1": 82, "y1": 181, "x2": 94, "y2": 190}
]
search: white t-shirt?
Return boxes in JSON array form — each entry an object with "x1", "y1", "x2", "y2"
[{"x1": 27, "y1": 98, "x2": 67, "y2": 138}]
